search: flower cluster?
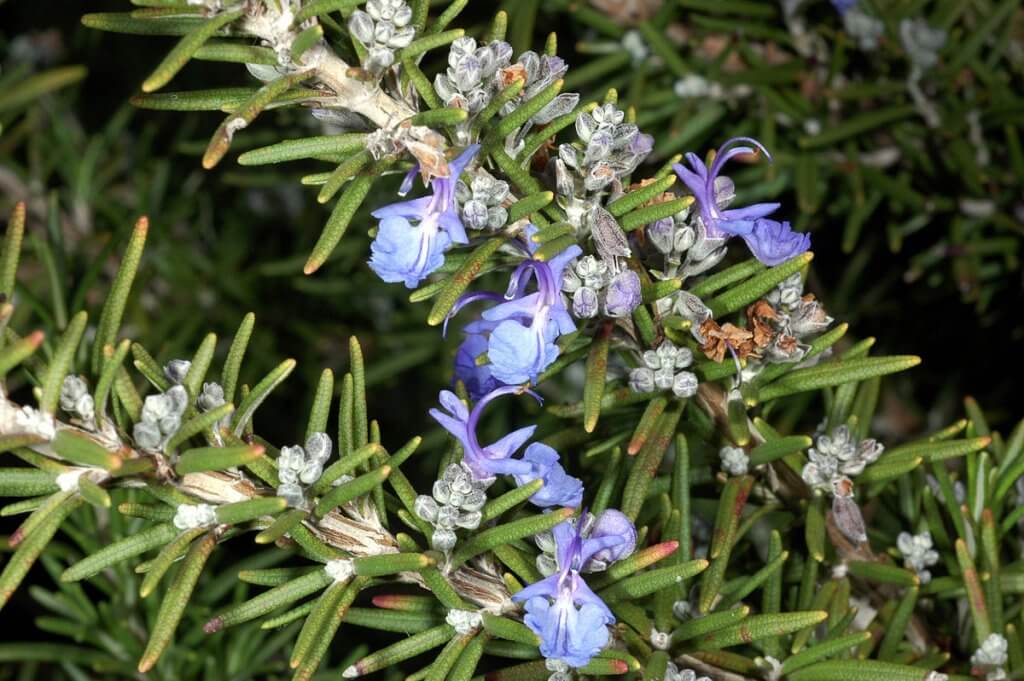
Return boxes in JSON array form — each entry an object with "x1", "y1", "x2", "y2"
[
  {"x1": 277, "y1": 432, "x2": 333, "y2": 507},
  {"x1": 555, "y1": 103, "x2": 653, "y2": 202},
  {"x1": 719, "y1": 446, "x2": 749, "y2": 476},
  {"x1": 172, "y1": 503, "x2": 217, "y2": 530},
  {"x1": 500, "y1": 51, "x2": 578, "y2": 151},
  {"x1": 665, "y1": 665, "x2": 711, "y2": 681},
  {"x1": 561, "y1": 254, "x2": 641, "y2": 319},
  {"x1": 533, "y1": 509, "x2": 637, "y2": 576},
  {"x1": 434, "y1": 37, "x2": 513, "y2": 119},
  {"x1": 971, "y1": 634, "x2": 1009, "y2": 681},
  {"x1": 368, "y1": 145, "x2": 479, "y2": 288},
  {"x1": 455, "y1": 170, "x2": 509, "y2": 231},
  {"x1": 802, "y1": 425, "x2": 884, "y2": 543},
  {"x1": 59, "y1": 375, "x2": 95, "y2": 426}
]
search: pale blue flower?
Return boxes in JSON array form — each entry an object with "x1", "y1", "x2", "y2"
[
  {"x1": 445, "y1": 225, "x2": 582, "y2": 386},
  {"x1": 513, "y1": 517, "x2": 630, "y2": 667},
  {"x1": 509, "y1": 443, "x2": 584, "y2": 508},
  {"x1": 368, "y1": 145, "x2": 480, "y2": 287}
]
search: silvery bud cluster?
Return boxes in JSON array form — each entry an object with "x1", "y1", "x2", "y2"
[
  {"x1": 801, "y1": 425, "x2": 884, "y2": 497},
  {"x1": 665, "y1": 664, "x2": 711, "y2": 681},
  {"x1": 900, "y1": 17, "x2": 946, "y2": 72},
  {"x1": 434, "y1": 37, "x2": 512, "y2": 115},
  {"x1": 164, "y1": 359, "x2": 191, "y2": 385},
  {"x1": 133, "y1": 385, "x2": 189, "y2": 450},
  {"x1": 629, "y1": 340, "x2": 699, "y2": 399},
  {"x1": 456, "y1": 171, "x2": 509, "y2": 231},
  {"x1": 348, "y1": 0, "x2": 415, "y2": 74},
  {"x1": 556, "y1": 103, "x2": 653, "y2": 196},
  {"x1": 719, "y1": 446, "x2": 749, "y2": 476},
  {"x1": 277, "y1": 432, "x2": 333, "y2": 507},
  {"x1": 499, "y1": 52, "x2": 577, "y2": 140},
  {"x1": 647, "y1": 211, "x2": 696, "y2": 261},
  {"x1": 971, "y1": 634, "x2": 1009, "y2": 681},
  {"x1": 197, "y1": 382, "x2": 226, "y2": 413},
  {"x1": 414, "y1": 463, "x2": 487, "y2": 552},
  {"x1": 173, "y1": 503, "x2": 217, "y2": 530},
  {"x1": 561, "y1": 255, "x2": 641, "y2": 319},
  {"x1": 59, "y1": 375, "x2": 95, "y2": 425},
  {"x1": 897, "y1": 530, "x2": 940, "y2": 584},
  {"x1": 445, "y1": 608, "x2": 483, "y2": 635},
  {"x1": 767, "y1": 274, "x2": 834, "y2": 339}
]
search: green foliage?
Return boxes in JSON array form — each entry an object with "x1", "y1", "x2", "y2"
[{"x1": 0, "y1": 2, "x2": 1022, "y2": 681}]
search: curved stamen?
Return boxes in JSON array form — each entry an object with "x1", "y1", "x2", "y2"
[{"x1": 465, "y1": 386, "x2": 544, "y2": 458}]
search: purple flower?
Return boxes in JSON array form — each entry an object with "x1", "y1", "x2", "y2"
[
  {"x1": 674, "y1": 138, "x2": 809, "y2": 265},
  {"x1": 368, "y1": 145, "x2": 480, "y2": 288},
  {"x1": 447, "y1": 225, "x2": 582, "y2": 386},
  {"x1": 727, "y1": 218, "x2": 812, "y2": 267},
  {"x1": 453, "y1": 331, "x2": 500, "y2": 401},
  {"x1": 428, "y1": 388, "x2": 583, "y2": 508},
  {"x1": 428, "y1": 387, "x2": 537, "y2": 481},
  {"x1": 510, "y1": 443, "x2": 584, "y2": 508},
  {"x1": 513, "y1": 518, "x2": 628, "y2": 667}
]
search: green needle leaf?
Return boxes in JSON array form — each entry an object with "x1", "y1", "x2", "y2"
[
  {"x1": 1, "y1": 202, "x2": 26, "y2": 300},
  {"x1": 62, "y1": 522, "x2": 178, "y2": 582},
  {"x1": 231, "y1": 358, "x2": 296, "y2": 436},
  {"x1": 696, "y1": 611, "x2": 828, "y2": 650},
  {"x1": 138, "y1": 531, "x2": 216, "y2": 672},
  {"x1": 304, "y1": 175, "x2": 374, "y2": 274},
  {"x1": 427, "y1": 237, "x2": 506, "y2": 326},
  {"x1": 756, "y1": 356, "x2": 922, "y2": 402},
  {"x1": 141, "y1": 8, "x2": 243, "y2": 92}
]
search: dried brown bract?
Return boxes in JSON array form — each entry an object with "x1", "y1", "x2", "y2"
[{"x1": 699, "y1": 319, "x2": 756, "y2": 363}]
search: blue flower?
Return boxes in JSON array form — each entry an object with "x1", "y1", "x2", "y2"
[
  {"x1": 673, "y1": 138, "x2": 809, "y2": 265},
  {"x1": 368, "y1": 216, "x2": 452, "y2": 288},
  {"x1": 453, "y1": 330, "x2": 500, "y2": 401},
  {"x1": 509, "y1": 443, "x2": 584, "y2": 508},
  {"x1": 368, "y1": 145, "x2": 480, "y2": 288},
  {"x1": 428, "y1": 389, "x2": 583, "y2": 509},
  {"x1": 831, "y1": 0, "x2": 857, "y2": 14},
  {"x1": 485, "y1": 230, "x2": 583, "y2": 384},
  {"x1": 513, "y1": 517, "x2": 631, "y2": 668},
  {"x1": 725, "y1": 218, "x2": 812, "y2": 267}
]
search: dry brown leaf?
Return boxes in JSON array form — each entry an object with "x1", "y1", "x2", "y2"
[{"x1": 699, "y1": 319, "x2": 756, "y2": 362}]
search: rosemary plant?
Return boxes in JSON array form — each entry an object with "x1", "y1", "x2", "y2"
[{"x1": 0, "y1": 2, "x2": 1022, "y2": 681}]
